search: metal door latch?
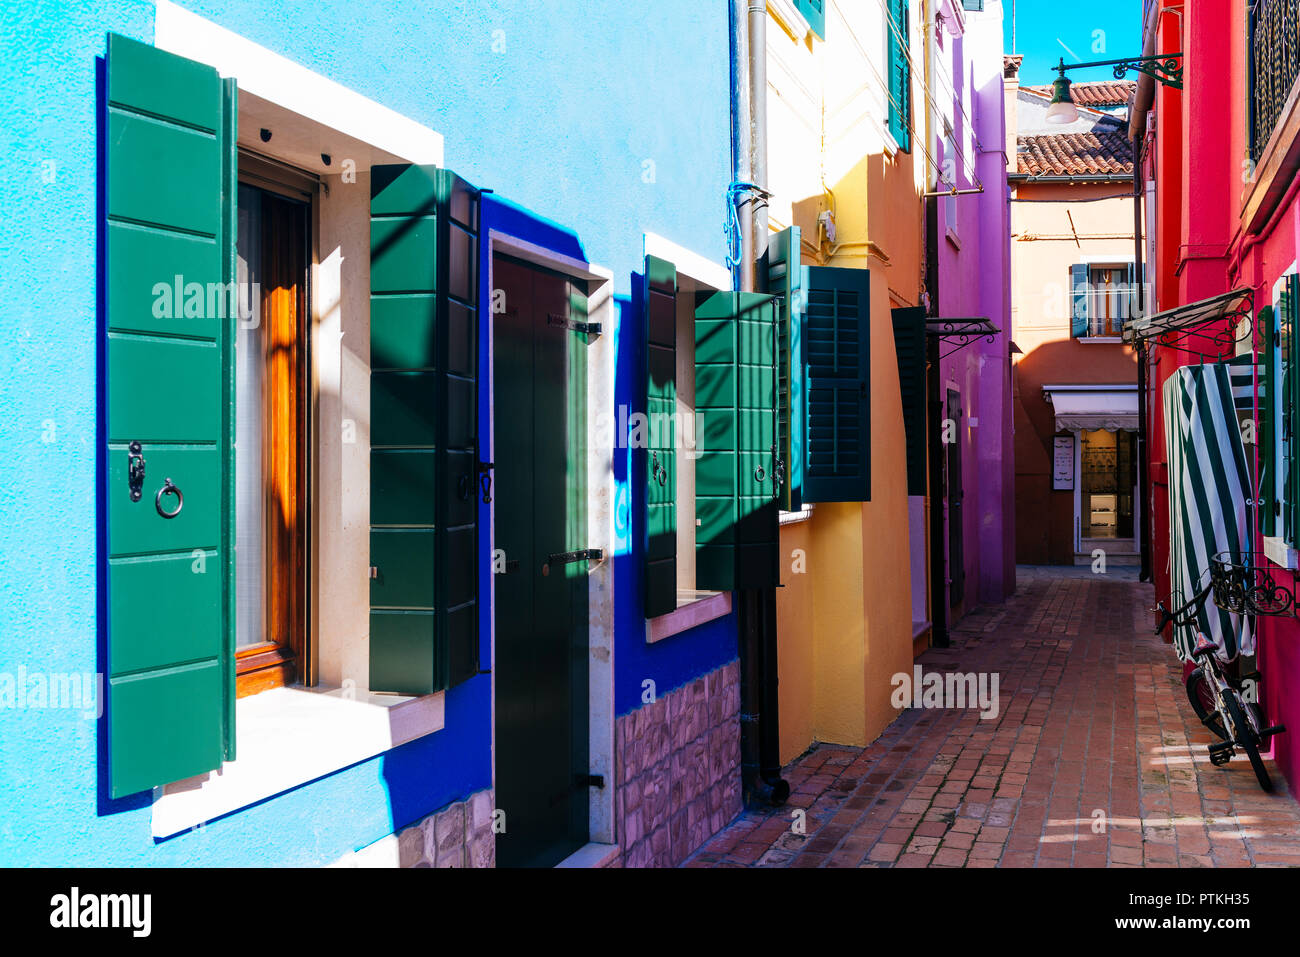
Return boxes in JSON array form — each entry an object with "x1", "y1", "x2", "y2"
[
  {"x1": 547, "y1": 548, "x2": 604, "y2": 565},
  {"x1": 127, "y1": 440, "x2": 146, "y2": 502},
  {"x1": 547, "y1": 313, "x2": 602, "y2": 336},
  {"x1": 478, "y1": 460, "x2": 494, "y2": 504}
]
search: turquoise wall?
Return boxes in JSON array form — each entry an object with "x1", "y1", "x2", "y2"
[{"x1": 0, "y1": 0, "x2": 733, "y2": 865}]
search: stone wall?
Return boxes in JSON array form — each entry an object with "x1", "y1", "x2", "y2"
[
  {"x1": 613, "y1": 659, "x2": 742, "y2": 867},
  {"x1": 333, "y1": 788, "x2": 495, "y2": 867}
]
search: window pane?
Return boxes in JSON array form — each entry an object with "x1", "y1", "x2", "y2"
[{"x1": 235, "y1": 184, "x2": 265, "y2": 649}]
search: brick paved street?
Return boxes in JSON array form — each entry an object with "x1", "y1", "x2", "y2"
[{"x1": 687, "y1": 566, "x2": 1300, "y2": 868}]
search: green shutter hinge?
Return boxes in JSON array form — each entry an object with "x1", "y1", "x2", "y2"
[
  {"x1": 576, "y1": 773, "x2": 605, "y2": 789},
  {"x1": 548, "y1": 313, "x2": 601, "y2": 337}
]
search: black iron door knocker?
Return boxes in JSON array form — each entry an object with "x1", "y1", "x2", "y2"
[
  {"x1": 651, "y1": 451, "x2": 668, "y2": 487},
  {"x1": 155, "y1": 478, "x2": 183, "y2": 519}
]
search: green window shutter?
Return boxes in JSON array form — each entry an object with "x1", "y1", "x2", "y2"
[
  {"x1": 104, "y1": 34, "x2": 237, "y2": 798},
  {"x1": 695, "y1": 292, "x2": 781, "y2": 590},
  {"x1": 891, "y1": 306, "x2": 928, "y2": 496},
  {"x1": 370, "y1": 165, "x2": 480, "y2": 694},
  {"x1": 887, "y1": 0, "x2": 911, "y2": 151},
  {"x1": 1261, "y1": 304, "x2": 1276, "y2": 537},
  {"x1": 803, "y1": 267, "x2": 871, "y2": 503},
  {"x1": 1284, "y1": 274, "x2": 1294, "y2": 546},
  {"x1": 1070, "y1": 263, "x2": 1089, "y2": 338},
  {"x1": 644, "y1": 255, "x2": 678, "y2": 618},
  {"x1": 793, "y1": 0, "x2": 826, "y2": 39},
  {"x1": 763, "y1": 226, "x2": 805, "y2": 511}
]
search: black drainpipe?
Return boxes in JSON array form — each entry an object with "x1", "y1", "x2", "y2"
[
  {"x1": 925, "y1": 194, "x2": 949, "y2": 647},
  {"x1": 1133, "y1": 144, "x2": 1152, "y2": 582},
  {"x1": 732, "y1": 0, "x2": 788, "y2": 807}
]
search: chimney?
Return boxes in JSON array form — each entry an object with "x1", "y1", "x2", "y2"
[{"x1": 1003, "y1": 54, "x2": 1022, "y2": 176}]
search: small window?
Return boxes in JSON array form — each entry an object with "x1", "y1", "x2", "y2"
[{"x1": 1071, "y1": 262, "x2": 1137, "y2": 338}]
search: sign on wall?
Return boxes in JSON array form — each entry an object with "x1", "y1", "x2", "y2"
[{"x1": 1053, "y1": 435, "x2": 1075, "y2": 490}]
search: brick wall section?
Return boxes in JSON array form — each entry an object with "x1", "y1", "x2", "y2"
[
  {"x1": 615, "y1": 659, "x2": 742, "y2": 867},
  {"x1": 394, "y1": 788, "x2": 495, "y2": 867}
]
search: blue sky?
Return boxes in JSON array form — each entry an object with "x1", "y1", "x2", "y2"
[{"x1": 1003, "y1": 0, "x2": 1147, "y2": 88}]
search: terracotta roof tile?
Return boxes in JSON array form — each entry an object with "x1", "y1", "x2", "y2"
[
  {"x1": 1024, "y1": 80, "x2": 1137, "y2": 109},
  {"x1": 1017, "y1": 130, "x2": 1134, "y2": 177}
]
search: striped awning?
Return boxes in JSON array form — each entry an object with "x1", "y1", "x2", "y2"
[{"x1": 1163, "y1": 360, "x2": 1255, "y2": 661}]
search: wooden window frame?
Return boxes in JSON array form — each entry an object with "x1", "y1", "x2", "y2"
[{"x1": 235, "y1": 151, "x2": 316, "y2": 698}]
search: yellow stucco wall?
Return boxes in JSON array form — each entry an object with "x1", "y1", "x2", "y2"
[{"x1": 768, "y1": 1, "x2": 921, "y2": 762}]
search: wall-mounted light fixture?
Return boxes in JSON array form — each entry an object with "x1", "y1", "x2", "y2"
[{"x1": 1045, "y1": 53, "x2": 1183, "y2": 125}]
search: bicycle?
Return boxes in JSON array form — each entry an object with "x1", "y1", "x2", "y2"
[{"x1": 1154, "y1": 580, "x2": 1285, "y2": 792}]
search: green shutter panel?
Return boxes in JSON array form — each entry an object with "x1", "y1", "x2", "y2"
[
  {"x1": 104, "y1": 34, "x2": 237, "y2": 798},
  {"x1": 1262, "y1": 304, "x2": 1276, "y2": 537},
  {"x1": 1284, "y1": 274, "x2": 1294, "y2": 546},
  {"x1": 891, "y1": 306, "x2": 928, "y2": 496},
  {"x1": 644, "y1": 255, "x2": 677, "y2": 618},
  {"x1": 370, "y1": 166, "x2": 480, "y2": 694},
  {"x1": 695, "y1": 292, "x2": 781, "y2": 590},
  {"x1": 793, "y1": 0, "x2": 826, "y2": 39},
  {"x1": 1070, "y1": 263, "x2": 1089, "y2": 338},
  {"x1": 763, "y1": 226, "x2": 805, "y2": 511},
  {"x1": 887, "y1": 0, "x2": 911, "y2": 151},
  {"x1": 803, "y1": 267, "x2": 871, "y2": 503}
]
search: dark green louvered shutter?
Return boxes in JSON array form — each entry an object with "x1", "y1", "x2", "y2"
[
  {"x1": 104, "y1": 34, "x2": 237, "y2": 797},
  {"x1": 891, "y1": 306, "x2": 928, "y2": 496},
  {"x1": 1284, "y1": 276, "x2": 1294, "y2": 546},
  {"x1": 1070, "y1": 263, "x2": 1089, "y2": 338},
  {"x1": 793, "y1": 0, "x2": 826, "y2": 39},
  {"x1": 1262, "y1": 304, "x2": 1276, "y2": 537},
  {"x1": 764, "y1": 226, "x2": 805, "y2": 511},
  {"x1": 803, "y1": 267, "x2": 871, "y2": 502},
  {"x1": 644, "y1": 255, "x2": 677, "y2": 618},
  {"x1": 695, "y1": 292, "x2": 781, "y2": 590},
  {"x1": 886, "y1": 0, "x2": 911, "y2": 151},
  {"x1": 370, "y1": 166, "x2": 480, "y2": 694}
]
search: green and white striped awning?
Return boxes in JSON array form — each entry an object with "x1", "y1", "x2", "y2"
[{"x1": 1163, "y1": 359, "x2": 1256, "y2": 661}]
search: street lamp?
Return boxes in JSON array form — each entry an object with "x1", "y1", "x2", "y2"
[{"x1": 1044, "y1": 53, "x2": 1184, "y2": 125}]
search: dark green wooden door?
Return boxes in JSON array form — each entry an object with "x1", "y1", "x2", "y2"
[
  {"x1": 104, "y1": 34, "x2": 237, "y2": 798},
  {"x1": 492, "y1": 254, "x2": 590, "y2": 868}
]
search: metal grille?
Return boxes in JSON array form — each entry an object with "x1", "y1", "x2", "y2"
[{"x1": 1250, "y1": 0, "x2": 1300, "y2": 163}]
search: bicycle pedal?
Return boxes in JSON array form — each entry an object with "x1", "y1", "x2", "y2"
[
  {"x1": 1261, "y1": 724, "x2": 1287, "y2": 738},
  {"x1": 1208, "y1": 741, "x2": 1234, "y2": 754},
  {"x1": 1209, "y1": 748, "x2": 1234, "y2": 766}
]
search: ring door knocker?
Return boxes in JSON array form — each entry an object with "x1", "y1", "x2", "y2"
[
  {"x1": 651, "y1": 451, "x2": 668, "y2": 488},
  {"x1": 753, "y1": 463, "x2": 767, "y2": 485},
  {"x1": 155, "y1": 478, "x2": 183, "y2": 519}
]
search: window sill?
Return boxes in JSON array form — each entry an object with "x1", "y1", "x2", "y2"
[
  {"x1": 945, "y1": 227, "x2": 962, "y2": 250},
  {"x1": 780, "y1": 504, "x2": 815, "y2": 525},
  {"x1": 1076, "y1": 336, "x2": 1123, "y2": 344},
  {"x1": 1264, "y1": 536, "x2": 1298, "y2": 571},
  {"x1": 645, "y1": 591, "x2": 733, "y2": 644},
  {"x1": 151, "y1": 684, "x2": 445, "y2": 838}
]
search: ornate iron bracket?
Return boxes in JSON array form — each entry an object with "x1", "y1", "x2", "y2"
[
  {"x1": 926, "y1": 317, "x2": 1000, "y2": 361},
  {"x1": 1055, "y1": 53, "x2": 1184, "y2": 90},
  {"x1": 1211, "y1": 552, "x2": 1297, "y2": 618}
]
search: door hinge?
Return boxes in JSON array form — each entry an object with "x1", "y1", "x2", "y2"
[
  {"x1": 576, "y1": 773, "x2": 605, "y2": 789},
  {"x1": 547, "y1": 548, "x2": 604, "y2": 565},
  {"x1": 547, "y1": 313, "x2": 601, "y2": 337}
]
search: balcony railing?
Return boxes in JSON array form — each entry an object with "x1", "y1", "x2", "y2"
[{"x1": 1250, "y1": 0, "x2": 1300, "y2": 163}]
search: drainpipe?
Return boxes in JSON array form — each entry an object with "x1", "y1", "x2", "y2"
[
  {"x1": 1134, "y1": 143, "x2": 1152, "y2": 582},
  {"x1": 731, "y1": 0, "x2": 788, "y2": 807}
]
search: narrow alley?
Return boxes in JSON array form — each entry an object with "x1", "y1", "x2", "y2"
[{"x1": 688, "y1": 567, "x2": 1300, "y2": 868}]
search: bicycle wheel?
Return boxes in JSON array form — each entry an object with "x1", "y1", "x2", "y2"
[
  {"x1": 1187, "y1": 668, "x2": 1228, "y2": 740},
  {"x1": 1222, "y1": 690, "x2": 1272, "y2": 792}
]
